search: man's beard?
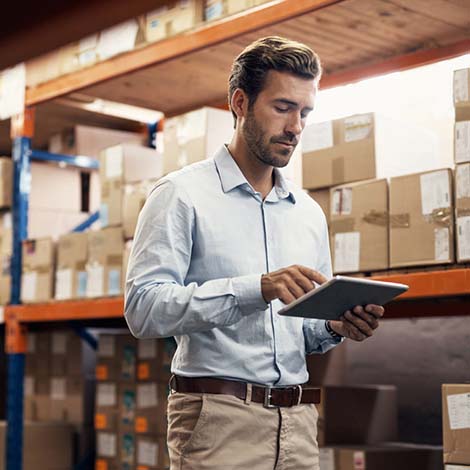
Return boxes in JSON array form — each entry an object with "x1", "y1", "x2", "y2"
[{"x1": 242, "y1": 109, "x2": 296, "y2": 168}]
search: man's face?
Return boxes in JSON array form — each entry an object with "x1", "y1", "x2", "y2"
[{"x1": 241, "y1": 70, "x2": 317, "y2": 168}]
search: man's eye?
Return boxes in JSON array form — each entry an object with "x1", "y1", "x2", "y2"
[{"x1": 275, "y1": 106, "x2": 289, "y2": 113}]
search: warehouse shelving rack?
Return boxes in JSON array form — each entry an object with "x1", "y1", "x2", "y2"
[{"x1": 2, "y1": 0, "x2": 470, "y2": 469}]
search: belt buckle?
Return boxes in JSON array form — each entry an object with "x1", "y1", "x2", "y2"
[{"x1": 263, "y1": 387, "x2": 277, "y2": 408}]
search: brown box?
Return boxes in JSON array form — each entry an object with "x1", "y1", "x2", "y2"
[
  {"x1": 55, "y1": 232, "x2": 88, "y2": 300},
  {"x1": 0, "y1": 158, "x2": 12, "y2": 208},
  {"x1": 49, "y1": 377, "x2": 67, "y2": 421},
  {"x1": 455, "y1": 163, "x2": 470, "y2": 262},
  {"x1": 317, "y1": 385, "x2": 398, "y2": 446},
  {"x1": 48, "y1": 124, "x2": 144, "y2": 159},
  {"x1": 65, "y1": 376, "x2": 95, "y2": 425},
  {"x1": 306, "y1": 343, "x2": 346, "y2": 387},
  {"x1": 330, "y1": 179, "x2": 388, "y2": 273},
  {"x1": 135, "y1": 382, "x2": 168, "y2": 436},
  {"x1": 443, "y1": 384, "x2": 470, "y2": 465},
  {"x1": 455, "y1": 120, "x2": 470, "y2": 164},
  {"x1": 163, "y1": 107, "x2": 234, "y2": 174},
  {"x1": 454, "y1": 68, "x2": 470, "y2": 122},
  {"x1": 95, "y1": 408, "x2": 119, "y2": 432},
  {"x1": 136, "y1": 436, "x2": 170, "y2": 469},
  {"x1": 0, "y1": 421, "x2": 73, "y2": 470},
  {"x1": 0, "y1": 212, "x2": 12, "y2": 305},
  {"x1": 96, "y1": 334, "x2": 119, "y2": 381},
  {"x1": 21, "y1": 238, "x2": 55, "y2": 303},
  {"x1": 389, "y1": 169, "x2": 454, "y2": 268},
  {"x1": 204, "y1": 0, "x2": 252, "y2": 21},
  {"x1": 320, "y1": 444, "x2": 443, "y2": 470},
  {"x1": 301, "y1": 113, "x2": 439, "y2": 190},
  {"x1": 309, "y1": 189, "x2": 330, "y2": 224},
  {"x1": 145, "y1": 0, "x2": 204, "y2": 42},
  {"x1": 118, "y1": 431, "x2": 136, "y2": 469},
  {"x1": 137, "y1": 339, "x2": 174, "y2": 383},
  {"x1": 86, "y1": 228, "x2": 124, "y2": 298}
]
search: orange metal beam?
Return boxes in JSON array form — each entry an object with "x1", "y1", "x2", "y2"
[
  {"x1": 321, "y1": 39, "x2": 470, "y2": 90},
  {"x1": 372, "y1": 269, "x2": 470, "y2": 300},
  {"x1": 25, "y1": 0, "x2": 343, "y2": 106},
  {"x1": 5, "y1": 296, "x2": 124, "y2": 323}
]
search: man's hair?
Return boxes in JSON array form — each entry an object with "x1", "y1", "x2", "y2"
[{"x1": 228, "y1": 36, "x2": 322, "y2": 125}]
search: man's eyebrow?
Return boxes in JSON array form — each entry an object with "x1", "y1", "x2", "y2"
[{"x1": 273, "y1": 98, "x2": 313, "y2": 112}]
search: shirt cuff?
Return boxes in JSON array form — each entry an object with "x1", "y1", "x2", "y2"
[{"x1": 232, "y1": 274, "x2": 268, "y2": 316}]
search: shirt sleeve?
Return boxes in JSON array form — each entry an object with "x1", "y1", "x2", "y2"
[
  {"x1": 302, "y1": 210, "x2": 344, "y2": 354},
  {"x1": 124, "y1": 179, "x2": 268, "y2": 339}
]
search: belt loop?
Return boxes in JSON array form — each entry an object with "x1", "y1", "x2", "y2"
[
  {"x1": 296, "y1": 384, "x2": 303, "y2": 406},
  {"x1": 244, "y1": 383, "x2": 252, "y2": 405}
]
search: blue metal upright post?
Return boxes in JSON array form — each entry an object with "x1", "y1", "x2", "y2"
[{"x1": 6, "y1": 111, "x2": 33, "y2": 470}]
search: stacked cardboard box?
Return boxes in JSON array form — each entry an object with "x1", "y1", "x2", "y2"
[
  {"x1": 454, "y1": 68, "x2": 470, "y2": 157},
  {"x1": 144, "y1": 0, "x2": 204, "y2": 43},
  {"x1": 21, "y1": 238, "x2": 55, "y2": 303},
  {"x1": 309, "y1": 189, "x2": 330, "y2": 225},
  {"x1": 99, "y1": 143, "x2": 161, "y2": 230},
  {"x1": 389, "y1": 169, "x2": 454, "y2": 268},
  {"x1": 163, "y1": 107, "x2": 234, "y2": 175},
  {"x1": 301, "y1": 112, "x2": 439, "y2": 190},
  {"x1": 55, "y1": 232, "x2": 88, "y2": 300},
  {"x1": 0, "y1": 421, "x2": 74, "y2": 470},
  {"x1": 204, "y1": 0, "x2": 252, "y2": 21},
  {"x1": 24, "y1": 331, "x2": 95, "y2": 464},
  {"x1": 95, "y1": 334, "x2": 172, "y2": 470},
  {"x1": 455, "y1": 163, "x2": 470, "y2": 263},
  {"x1": 329, "y1": 179, "x2": 388, "y2": 273},
  {"x1": 86, "y1": 227, "x2": 124, "y2": 298},
  {"x1": 442, "y1": 384, "x2": 470, "y2": 467}
]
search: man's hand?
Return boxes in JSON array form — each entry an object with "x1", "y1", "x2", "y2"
[
  {"x1": 330, "y1": 305, "x2": 384, "y2": 341},
  {"x1": 261, "y1": 265, "x2": 327, "y2": 304}
]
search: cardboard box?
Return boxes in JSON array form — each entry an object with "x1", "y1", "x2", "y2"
[
  {"x1": 390, "y1": 169, "x2": 454, "y2": 268},
  {"x1": 26, "y1": 50, "x2": 63, "y2": 88},
  {"x1": 163, "y1": 106, "x2": 234, "y2": 174},
  {"x1": 30, "y1": 162, "x2": 81, "y2": 212},
  {"x1": 309, "y1": 189, "x2": 330, "y2": 224},
  {"x1": 65, "y1": 376, "x2": 95, "y2": 425},
  {"x1": 204, "y1": 0, "x2": 252, "y2": 21},
  {"x1": 320, "y1": 444, "x2": 443, "y2": 470},
  {"x1": 48, "y1": 125, "x2": 144, "y2": 159},
  {"x1": 95, "y1": 408, "x2": 119, "y2": 432},
  {"x1": 122, "y1": 180, "x2": 155, "y2": 238},
  {"x1": 0, "y1": 212, "x2": 12, "y2": 305},
  {"x1": 136, "y1": 436, "x2": 170, "y2": 469},
  {"x1": 301, "y1": 113, "x2": 439, "y2": 190},
  {"x1": 21, "y1": 238, "x2": 55, "y2": 303},
  {"x1": 330, "y1": 179, "x2": 388, "y2": 273},
  {"x1": 135, "y1": 382, "x2": 168, "y2": 435},
  {"x1": 145, "y1": 0, "x2": 204, "y2": 42},
  {"x1": 100, "y1": 144, "x2": 162, "y2": 228},
  {"x1": 0, "y1": 158, "x2": 12, "y2": 208},
  {"x1": 455, "y1": 163, "x2": 470, "y2": 262},
  {"x1": 55, "y1": 232, "x2": 88, "y2": 300},
  {"x1": 455, "y1": 121, "x2": 470, "y2": 164},
  {"x1": 28, "y1": 209, "x2": 87, "y2": 241},
  {"x1": 0, "y1": 421, "x2": 73, "y2": 470},
  {"x1": 443, "y1": 384, "x2": 470, "y2": 465},
  {"x1": 137, "y1": 339, "x2": 174, "y2": 383},
  {"x1": 446, "y1": 466, "x2": 470, "y2": 469},
  {"x1": 86, "y1": 227, "x2": 124, "y2": 298},
  {"x1": 454, "y1": 68, "x2": 470, "y2": 122},
  {"x1": 306, "y1": 343, "x2": 346, "y2": 387},
  {"x1": 317, "y1": 385, "x2": 398, "y2": 446}
]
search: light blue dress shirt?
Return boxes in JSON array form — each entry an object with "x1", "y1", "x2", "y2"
[{"x1": 125, "y1": 146, "x2": 341, "y2": 386}]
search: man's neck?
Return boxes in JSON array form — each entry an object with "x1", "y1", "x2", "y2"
[{"x1": 227, "y1": 138, "x2": 274, "y2": 199}]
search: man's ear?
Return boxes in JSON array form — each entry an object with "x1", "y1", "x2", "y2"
[{"x1": 231, "y1": 88, "x2": 249, "y2": 122}]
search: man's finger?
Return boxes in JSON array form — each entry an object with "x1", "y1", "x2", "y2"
[
  {"x1": 351, "y1": 306, "x2": 379, "y2": 329},
  {"x1": 291, "y1": 272, "x2": 316, "y2": 294},
  {"x1": 365, "y1": 304, "x2": 385, "y2": 318},
  {"x1": 298, "y1": 266, "x2": 328, "y2": 285},
  {"x1": 344, "y1": 311, "x2": 373, "y2": 337}
]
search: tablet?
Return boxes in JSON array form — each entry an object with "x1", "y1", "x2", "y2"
[{"x1": 277, "y1": 275, "x2": 409, "y2": 320}]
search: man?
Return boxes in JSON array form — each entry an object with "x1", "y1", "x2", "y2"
[{"x1": 125, "y1": 36, "x2": 384, "y2": 470}]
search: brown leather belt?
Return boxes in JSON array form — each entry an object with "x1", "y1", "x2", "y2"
[{"x1": 169, "y1": 375, "x2": 321, "y2": 408}]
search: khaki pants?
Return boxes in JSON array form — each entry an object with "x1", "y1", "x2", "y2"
[{"x1": 167, "y1": 391, "x2": 320, "y2": 470}]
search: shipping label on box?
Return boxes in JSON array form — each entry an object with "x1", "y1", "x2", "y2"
[
  {"x1": 97, "y1": 383, "x2": 117, "y2": 408},
  {"x1": 455, "y1": 121, "x2": 470, "y2": 164},
  {"x1": 443, "y1": 384, "x2": 470, "y2": 465},
  {"x1": 97, "y1": 432, "x2": 117, "y2": 458},
  {"x1": 454, "y1": 69, "x2": 470, "y2": 104}
]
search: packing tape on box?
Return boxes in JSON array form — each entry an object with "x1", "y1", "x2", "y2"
[
  {"x1": 425, "y1": 207, "x2": 452, "y2": 227},
  {"x1": 390, "y1": 213, "x2": 410, "y2": 228},
  {"x1": 107, "y1": 255, "x2": 123, "y2": 265},
  {"x1": 457, "y1": 207, "x2": 470, "y2": 217},
  {"x1": 329, "y1": 217, "x2": 355, "y2": 233},
  {"x1": 362, "y1": 210, "x2": 389, "y2": 226},
  {"x1": 332, "y1": 156, "x2": 344, "y2": 184}
]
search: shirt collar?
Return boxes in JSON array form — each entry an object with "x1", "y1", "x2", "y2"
[{"x1": 213, "y1": 146, "x2": 296, "y2": 204}]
